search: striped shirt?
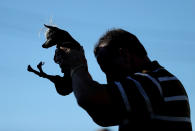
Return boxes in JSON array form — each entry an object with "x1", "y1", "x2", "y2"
[{"x1": 108, "y1": 61, "x2": 192, "y2": 131}]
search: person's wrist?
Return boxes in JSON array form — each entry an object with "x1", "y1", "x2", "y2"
[{"x1": 70, "y1": 64, "x2": 87, "y2": 77}]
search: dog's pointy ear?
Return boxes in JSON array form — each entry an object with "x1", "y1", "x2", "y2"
[{"x1": 44, "y1": 24, "x2": 57, "y2": 30}]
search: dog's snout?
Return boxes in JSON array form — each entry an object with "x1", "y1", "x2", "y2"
[
  {"x1": 42, "y1": 43, "x2": 47, "y2": 48},
  {"x1": 42, "y1": 39, "x2": 56, "y2": 48}
]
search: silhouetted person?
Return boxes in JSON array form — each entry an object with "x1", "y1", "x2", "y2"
[
  {"x1": 55, "y1": 29, "x2": 192, "y2": 131},
  {"x1": 29, "y1": 26, "x2": 192, "y2": 131}
]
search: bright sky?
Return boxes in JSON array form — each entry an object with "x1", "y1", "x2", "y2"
[{"x1": 0, "y1": 0, "x2": 194, "y2": 131}]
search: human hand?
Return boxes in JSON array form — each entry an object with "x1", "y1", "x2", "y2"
[
  {"x1": 54, "y1": 48, "x2": 71, "y2": 74},
  {"x1": 54, "y1": 46, "x2": 87, "y2": 75}
]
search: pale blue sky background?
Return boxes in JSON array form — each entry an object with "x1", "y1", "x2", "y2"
[{"x1": 0, "y1": 0, "x2": 194, "y2": 131}]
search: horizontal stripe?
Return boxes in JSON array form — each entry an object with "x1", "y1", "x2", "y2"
[
  {"x1": 159, "y1": 81, "x2": 186, "y2": 97},
  {"x1": 152, "y1": 114, "x2": 191, "y2": 123},
  {"x1": 127, "y1": 76, "x2": 153, "y2": 114},
  {"x1": 162, "y1": 100, "x2": 190, "y2": 117},
  {"x1": 164, "y1": 95, "x2": 189, "y2": 102},
  {"x1": 114, "y1": 82, "x2": 131, "y2": 112},
  {"x1": 153, "y1": 68, "x2": 163, "y2": 72},
  {"x1": 158, "y1": 76, "x2": 178, "y2": 82},
  {"x1": 135, "y1": 73, "x2": 163, "y2": 97}
]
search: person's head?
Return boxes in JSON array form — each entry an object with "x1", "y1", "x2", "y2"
[{"x1": 94, "y1": 29, "x2": 150, "y2": 81}]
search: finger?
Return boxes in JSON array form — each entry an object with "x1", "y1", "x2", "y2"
[
  {"x1": 55, "y1": 49, "x2": 67, "y2": 57},
  {"x1": 60, "y1": 47, "x2": 71, "y2": 53}
]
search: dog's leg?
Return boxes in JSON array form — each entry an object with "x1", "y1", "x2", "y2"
[
  {"x1": 27, "y1": 62, "x2": 51, "y2": 79},
  {"x1": 27, "y1": 62, "x2": 72, "y2": 95},
  {"x1": 27, "y1": 64, "x2": 43, "y2": 77},
  {"x1": 28, "y1": 62, "x2": 61, "y2": 82}
]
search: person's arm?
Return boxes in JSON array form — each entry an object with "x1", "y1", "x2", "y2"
[
  {"x1": 71, "y1": 65, "x2": 125, "y2": 126},
  {"x1": 57, "y1": 47, "x2": 126, "y2": 126},
  {"x1": 71, "y1": 66, "x2": 109, "y2": 108}
]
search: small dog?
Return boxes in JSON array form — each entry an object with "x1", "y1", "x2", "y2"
[
  {"x1": 27, "y1": 25, "x2": 80, "y2": 92},
  {"x1": 42, "y1": 24, "x2": 81, "y2": 50}
]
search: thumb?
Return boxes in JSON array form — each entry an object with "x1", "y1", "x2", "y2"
[{"x1": 59, "y1": 47, "x2": 71, "y2": 53}]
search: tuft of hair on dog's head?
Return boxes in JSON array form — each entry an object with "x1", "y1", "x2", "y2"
[
  {"x1": 44, "y1": 24, "x2": 57, "y2": 36},
  {"x1": 42, "y1": 24, "x2": 60, "y2": 48}
]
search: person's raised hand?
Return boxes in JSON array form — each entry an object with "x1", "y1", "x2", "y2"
[{"x1": 54, "y1": 46, "x2": 87, "y2": 76}]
